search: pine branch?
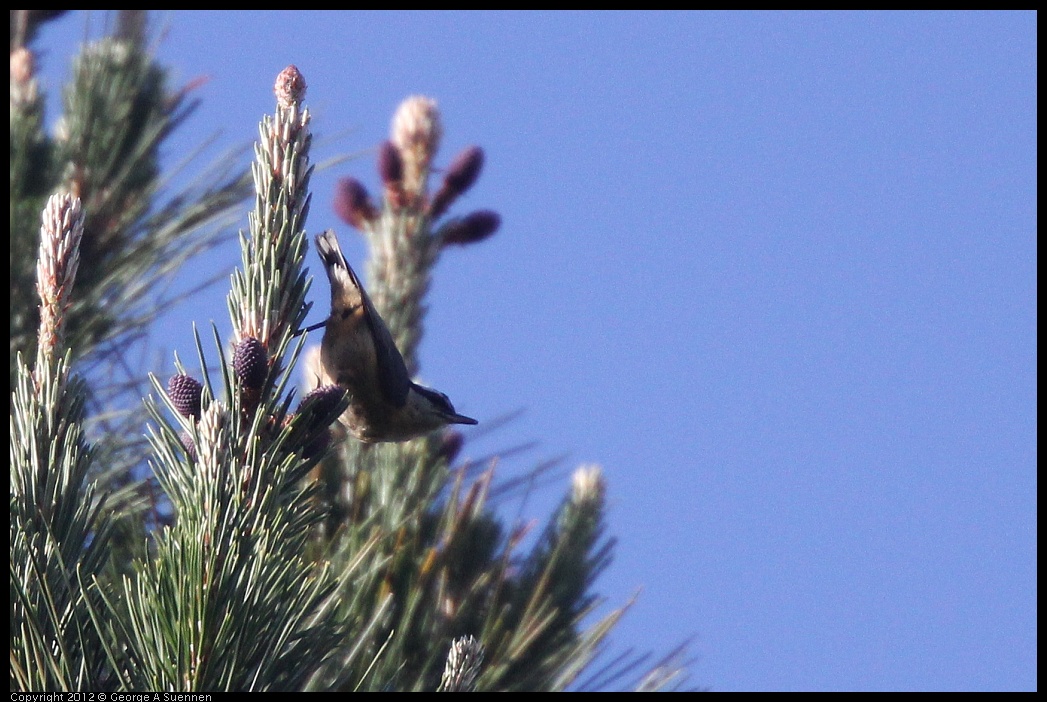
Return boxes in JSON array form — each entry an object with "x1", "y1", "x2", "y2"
[
  {"x1": 111, "y1": 66, "x2": 346, "y2": 692},
  {"x1": 10, "y1": 194, "x2": 113, "y2": 691},
  {"x1": 10, "y1": 14, "x2": 253, "y2": 585}
]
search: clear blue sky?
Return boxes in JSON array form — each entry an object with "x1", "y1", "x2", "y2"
[{"x1": 37, "y1": 11, "x2": 1036, "y2": 691}]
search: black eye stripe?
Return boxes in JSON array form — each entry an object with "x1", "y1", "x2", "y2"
[{"x1": 413, "y1": 385, "x2": 454, "y2": 413}]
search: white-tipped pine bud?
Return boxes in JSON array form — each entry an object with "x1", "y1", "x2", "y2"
[
  {"x1": 391, "y1": 95, "x2": 442, "y2": 200},
  {"x1": 274, "y1": 64, "x2": 307, "y2": 109},
  {"x1": 571, "y1": 464, "x2": 605, "y2": 505},
  {"x1": 11, "y1": 46, "x2": 34, "y2": 87}
]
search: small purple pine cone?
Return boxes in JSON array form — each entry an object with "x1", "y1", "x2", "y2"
[
  {"x1": 298, "y1": 384, "x2": 346, "y2": 429},
  {"x1": 233, "y1": 336, "x2": 268, "y2": 390},
  {"x1": 168, "y1": 374, "x2": 203, "y2": 420}
]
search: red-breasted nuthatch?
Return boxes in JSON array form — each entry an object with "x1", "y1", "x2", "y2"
[{"x1": 313, "y1": 229, "x2": 477, "y2": 442}]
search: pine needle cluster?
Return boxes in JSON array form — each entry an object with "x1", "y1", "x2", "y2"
[{"x1": 9, "y1": 11, "x2": 690, "y2": 693}]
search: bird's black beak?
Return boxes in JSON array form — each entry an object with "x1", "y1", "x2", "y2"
[{"x1": 293, "y1": 318, "x2": 329, "y2": 337}]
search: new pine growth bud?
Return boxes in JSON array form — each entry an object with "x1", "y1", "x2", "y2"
[
  {"x1": 274, "y1": 64, "x2": 307, "y2": 109},
  {"x1": 429, "y1": 146, "x2": 485, "y2": 219},
  {"x1": 168, "y1": 374, "x2": 203, "y2": 420},
  {"x1": 444, "y1": 146, "x2": 485, "y2": 192},
  {"x1": 333, "y1": 177, "x2": 377, "y2": 230},
  {"x1": 377, "y1": 140, "x2": 403, "y2": 184},
  {"x1": 440, "y1": 210, "x2": 501, "y2": 246},
  {"x1": 11, "y1": 46, "x2": 34, "y2": 85},
  {"x1": 391, "y1": 95, "x2": 442, "y2": 204},
  {"x1": 377, "y1": 141, "x2": 407, "y2": 210},
  {"x1": 392, "y1": 95, "x2": 442, "y2": 173},
  {"x1": 233, "y1": 336, "x2": 268, "y2": 390}
]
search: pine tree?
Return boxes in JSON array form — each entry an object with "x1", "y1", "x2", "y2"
[{"x1": 10, "y1": 11, "x2": 690, "y2": 692}]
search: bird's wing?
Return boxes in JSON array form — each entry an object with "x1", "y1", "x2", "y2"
[{"x1": 315, "y1": 230, "x2": 411, "y2": 407}]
